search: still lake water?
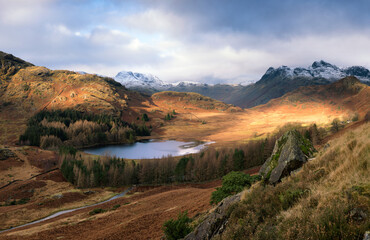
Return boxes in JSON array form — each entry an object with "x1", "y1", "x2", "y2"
[{"x1": 83, "y1": 140, "x2": 213, "y2": 159}]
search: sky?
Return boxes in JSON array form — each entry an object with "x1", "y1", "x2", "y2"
[{"x1": 1, "y1": 0, "x2": 370, "y2": 84}]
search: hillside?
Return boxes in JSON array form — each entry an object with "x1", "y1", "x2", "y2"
[
  {"x1": 257, "y1": 76, "x2": 370, "y2": 117},
  {"x1": 204, "y1": 122, "x2": 370, "y2": 240},
  {"x1": 0, "y1": 53, "x2": 154, "y2": 144},
  {"x1": 143, "y1": 78, "x2": 368, "y2": 145},
  {"x1": 0, "y1": 52, "x2": 244, "y2": 145},
  {"x1": 0, "y1": 51, "x2": 33, "y2": 82},
  {"x1": 152, "y1": 91, "x2": 242, "y2": 112}
]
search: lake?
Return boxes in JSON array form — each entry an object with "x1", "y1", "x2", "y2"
[{"x1": 83, "y1": 140, "x2": 213, "y2": 159}]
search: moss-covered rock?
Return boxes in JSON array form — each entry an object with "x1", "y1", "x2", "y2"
[{"x1": 259, "y1": 130, "x2": 315, "y2": 184}]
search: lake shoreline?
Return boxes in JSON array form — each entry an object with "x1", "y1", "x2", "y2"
[{"x1": 82, "y1": 140, "x2": 214, "y2": 159}]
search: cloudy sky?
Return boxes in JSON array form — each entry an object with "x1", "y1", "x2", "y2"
[{"x1": 1, "y1": 0, "x2": 370, "y2": 84}]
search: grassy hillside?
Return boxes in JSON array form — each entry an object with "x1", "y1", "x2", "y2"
[
  {"x1": 258, "y1": 77, "x2": 370, "y2": 118},
  {"x1": 216, "y1": 122, "x2": 370, "y2": 239},
  {"x1": 152, "y1": 91, "x2": 242, "y2": 112},
  {"x1": 0, "y1": 52, "x2": 152, "y2": 144}
]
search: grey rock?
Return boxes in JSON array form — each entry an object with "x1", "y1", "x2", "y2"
[
  {"x1": 183, "y1": 193, "x2": 241, "y2": 240},
  {"x1": 259, "y1": 130, "x2": 315, "y2": 184}
]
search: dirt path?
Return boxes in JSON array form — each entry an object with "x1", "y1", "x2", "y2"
[
  {"x1": 0, "y1": 182, "x2": 220, "y2": 240},
  {"x1": 0, "y1": 188, "x2": 131, "y2": 234}
]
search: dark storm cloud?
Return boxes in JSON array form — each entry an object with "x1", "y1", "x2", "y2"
[{"x1": 140, "y1": 0, "x2": 370, "y2": 37}]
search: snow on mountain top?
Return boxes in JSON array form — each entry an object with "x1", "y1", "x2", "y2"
[
  {"x1": 311, "y1": 60, "x2": 339, "y2": 70},
  {"x1": 114, "y1": 61, "x2": 370, "y2": 91},
  {"x1": 263, "y1": 61, "x2": 370, "y2": 82},
  {"x1": 114, "y1": 71, "x2": 171, "y2": 89}
]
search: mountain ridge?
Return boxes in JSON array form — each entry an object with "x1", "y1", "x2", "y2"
[
  {"x1": 113, "y1": 60, "x2": 370, "y2": 90},
  {"x1": 114, "y1": 60, "x2": 370, "y2": 108}
]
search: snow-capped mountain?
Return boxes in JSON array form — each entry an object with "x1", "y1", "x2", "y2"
[
  {"x1": 114, "y1": 61, "x2": 369, "y2": 92},
  {"x1": 114, "y1": 71, "x2": 172, "y2": 90},
  {"x1": 113, "y1": 61, "x2": 369, "y2": 109},
  {"x1": 262, "y1": 60, "x2": 370, "y2": 82}
]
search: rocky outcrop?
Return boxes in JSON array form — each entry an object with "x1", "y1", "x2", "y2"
[
  {"x1": 184, "y1": 193, "x2": 241, "y2": 240},
  {"x1": 259, "y1": 130, "x2": 315, "y2": 184}
]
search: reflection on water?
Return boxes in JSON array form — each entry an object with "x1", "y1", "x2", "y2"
[{"x1": 83, "y1": 140, "x2": 214, "y2": 159}]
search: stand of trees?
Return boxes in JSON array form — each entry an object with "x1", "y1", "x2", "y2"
[
  {"x1": 61, "y1": 154, "x2": 140, "y2": 188},
  {"x1": 59, "y1": 122, "x2": 323, "y2": 188},
  {"x1": 19, "y1": 109, "x2": 150, "y2": 148},
  {"x1": 59, "y1": 138, "x2": 270, "y2": 188}
]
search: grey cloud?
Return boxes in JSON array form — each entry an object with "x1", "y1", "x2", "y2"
[
  {"x1": 0, "y1": 0, "x2": 369, "y2": 83},
  {"x1": 139, "y1": 0, "x2": 370, "y2": 37}
]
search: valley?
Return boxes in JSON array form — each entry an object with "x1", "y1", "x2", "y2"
[{"x1": 0, "y1": 52, "x2": 369, "y2": 240}]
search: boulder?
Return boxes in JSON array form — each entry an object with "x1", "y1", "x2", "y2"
[
  {"x1": 183, "y1": 193, "x2": 241, "y2": 240},
  {"x1": 259, "y1": 130, "x2": 315, "y2": 184}
]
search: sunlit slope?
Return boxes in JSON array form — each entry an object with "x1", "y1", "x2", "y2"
[{"x1": 150, "y1": 77, "x2": 368, "y2": 144}]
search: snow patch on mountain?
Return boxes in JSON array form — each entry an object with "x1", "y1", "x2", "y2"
[{"x1": 174, "y1": 81, "x2": 206, "y2": 87}]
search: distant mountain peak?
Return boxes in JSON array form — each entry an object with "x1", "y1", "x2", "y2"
[
  {"x1": 114, "y1": 70, "x2": 171, "y2": 89},
  {"x1": 261, "y1": 60, "x2": 370, "y2": 82},
  {"x1": 311, "y1": 60, "x2": 338, "y2": 69}
]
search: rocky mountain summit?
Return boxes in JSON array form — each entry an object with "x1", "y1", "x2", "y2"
[
  {"x1": 262, "y1": 60, "x2": 370, "y2": 83},
  {"x1": 114, "y1": 71, "x2": 172, "y2": 90},
  {"x1": 259, "y1": 130, "x2": 315, "y2": 184}
]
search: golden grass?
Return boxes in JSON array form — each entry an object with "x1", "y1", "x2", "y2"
[{"x1": 148, "y1": 102, "x2": 348, "y2": 146}]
